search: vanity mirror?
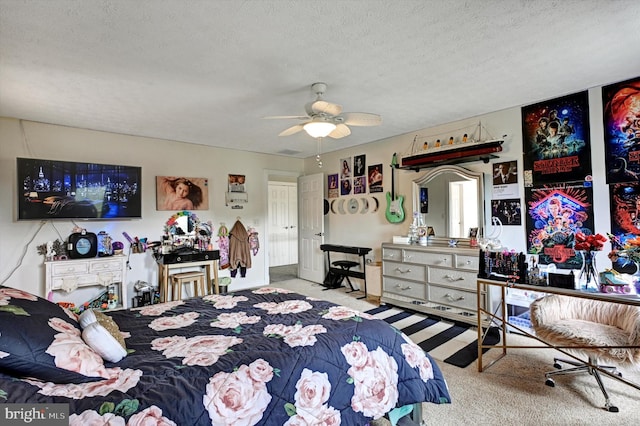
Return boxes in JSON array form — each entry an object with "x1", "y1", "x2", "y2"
[{"x1": 412, "y1": 165, "x2": 484, "y2": 243}]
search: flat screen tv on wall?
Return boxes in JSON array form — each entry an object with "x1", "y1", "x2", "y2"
[{"x1": 17, "y1": 157, "x2": 142, "y2": 220}]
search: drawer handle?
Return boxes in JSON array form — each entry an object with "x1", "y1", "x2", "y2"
[
  {"x1": 395, "y1": 284, "x2": 412, "y2": 291},
  {"x1": 437, "y1": 258, "x2": 448, "y2": 264},
  {"x1": 444, "y1": 293, "x2": 465, "y2": 302},
  {"x1": 394, "y1": 267, "x2": 411, "y2": 274},
  {"x1": 444, "y1": 274, "x2": 465, "y2": 281},
  {"x1": 405, "y1": 255, "x2": 412, "y2": 260},
  {"x1": 67, "y1": 267, "x2": 75, "y2": 272},
  {"x1": 465, "y1": 260, "x2": 472, "y2": 265},
  {"x1": 387, "y1": 253, "x2": 395, "y2": 258}
]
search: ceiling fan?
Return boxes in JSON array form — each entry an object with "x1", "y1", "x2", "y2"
[{"x1": 265, "y1": 82, "x2": 382, "y2": 139}]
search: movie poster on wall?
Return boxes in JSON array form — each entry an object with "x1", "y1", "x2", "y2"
[
  {"x1": 522, "y1": 91, "x2": 592, "y2": 185},
  {"x1": 609, "y1": 182, "x2": 640, "y2": 273},
  {"x1": 602, "y1": 76, "x2": 640, "y2": 184},
  {"x1": 525, "y1": 184, "x2": 594, "y2": 269}
]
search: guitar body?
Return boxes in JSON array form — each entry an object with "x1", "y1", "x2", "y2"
[
  {"x1": 385, "y1": 192, "x2": 405, "y2": 223},
  {"x1": 385, "y1": 152, "x2": 406, "y2": 224}
]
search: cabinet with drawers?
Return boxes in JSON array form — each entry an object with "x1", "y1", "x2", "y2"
[
  {"x1": 381, "y1": 243, "x2": 489, "y2": 325},
  {"x1": 45, "y1": 256, "x2": 128, "y2": 310}
]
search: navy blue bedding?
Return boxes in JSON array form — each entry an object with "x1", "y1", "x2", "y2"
[{"x1": 0, "y1": 286, "x2": 450, "y2": 425}]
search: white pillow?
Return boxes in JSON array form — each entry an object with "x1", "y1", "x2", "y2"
[
  {"x1": 79, "y1": 309, "x2": 98, "y2": 328},
  {"x1": 82, "y1": 322, "x2": 127, "y2": 363}
]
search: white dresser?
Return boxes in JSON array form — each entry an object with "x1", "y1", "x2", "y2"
[
  {"x1": 381, "y1": 243, "x2": 489, "y2": 325},
  {"x1": 45, "y1": 256, "x2": 128, "y2": 310}
]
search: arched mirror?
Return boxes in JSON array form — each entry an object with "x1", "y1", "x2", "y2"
[{"x1": 412, "y1": 165, "x2": 484, "y2": 241}]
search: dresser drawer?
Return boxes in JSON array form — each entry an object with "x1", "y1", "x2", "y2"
[
  {"x1": 429, "y1": 267, "x2": 477, "y2": 291},
  {"x1": 382, "y1": 247, "x2": 402, "y2": 261},
  {"x1": 383, "y1": 261, "x2": 426, "y2": 282},
  {"x1": 455, "y1": 254, "x2": 479, "y2": 271},
  {"x1": 428, "y1": 284, "x2": 476, "y2": 311},
  {"x1": 51, "y1": 271, "x2": 123, "y2": 290},
  {"x1": 90, "y1": 259, "x2": 124, "y2": 273},
  {"x1": 51, "y1": 262, "x2": 89, "y2": 276},
  {"x1": 383, "y1": 277, "x2": 427, "y2": 300},
  {"x1": 403, "y1": 250, "x2": 452, "y2": 267}
]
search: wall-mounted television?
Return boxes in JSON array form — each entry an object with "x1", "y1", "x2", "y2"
[{"x1": 17, "y1": 157, "x2": 142, "y2": 220}]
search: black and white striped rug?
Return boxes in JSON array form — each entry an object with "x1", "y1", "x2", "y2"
[{"x1": 365, "y1": 305, "x2": 500, "y2": 368}]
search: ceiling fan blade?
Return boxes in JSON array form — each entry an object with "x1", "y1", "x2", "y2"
[
  {"x1": 341, "y1": 112, "x2": 382, "y2": 126},
  {"x1": 263, "y1": 115, "x2": 309, "y2": 120},
  {"x1": 278, "y1": 124, "x2": 305, "y2": 136},
  {"x1": 309, "y1": 100, "x2": 343, "y2": 116},
  {"x1": 328, "y1": 124, "x2": 351, "y2": 139}
]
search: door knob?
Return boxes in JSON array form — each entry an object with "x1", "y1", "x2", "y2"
[{"x1": 314, "y1": 232, "x2": 324, "y2": 237}]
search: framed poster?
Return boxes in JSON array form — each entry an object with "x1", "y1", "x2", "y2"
[
  {"x1": 609, "y1": 182, "x2": 640, "y2": 273},
  {"x1": 354, "y1": 154, "x2": 366, "y2": 177},
  {"x1": 156, "y1": 176, "x2": 209, "y2": 211},
  {"x1": 525, "y1": 184, "x2": 594, "y2": 269},
  {"x1": 522, "y1": 91, "x2": 591, "y2": 185},
  {"x1": 602, "y1": 76, "x2": 640, "y2": 183}
]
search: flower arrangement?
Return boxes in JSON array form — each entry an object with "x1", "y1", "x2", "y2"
[
  {"x1": 573, "y1": 232, "x2": 607, "y2": 252},
  {"x1": 574, "y1": 232, "x2": 607, "y2": 291},
  {"x1": 607, "y1": 233, "x2": 640, "y2": 266}
]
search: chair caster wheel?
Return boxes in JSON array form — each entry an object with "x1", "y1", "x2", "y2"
[
  {"x1": 553, "y1": 362, "x2": 562, "y2": 369},
  {"x1": 545, "y1": 378, "x2": 555, "y2": 387},
  {"x1": 607, "y1": 405, "x2": 619, "y2": 413}
]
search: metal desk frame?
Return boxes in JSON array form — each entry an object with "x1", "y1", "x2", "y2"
[{"x1": 476, "y1": 278, "x2": 640, "y2": 393}]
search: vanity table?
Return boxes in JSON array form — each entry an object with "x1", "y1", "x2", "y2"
[
  {"x1": 156, "y1": 250, "x2": 220, "y2": 301},
  {"x1": 156, "y1": 211, "x2": 218, "y2": 301}
]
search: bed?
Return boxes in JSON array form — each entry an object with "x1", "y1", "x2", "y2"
[{"x1": 0, "y1": 284, "x2": 450, "y2": 425}]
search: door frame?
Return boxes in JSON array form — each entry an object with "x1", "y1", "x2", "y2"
[{"x1": 264, "y1": 169, "x2": 301, "y2": 283}]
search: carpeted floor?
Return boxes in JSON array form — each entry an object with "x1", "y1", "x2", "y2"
[{"x1": 272, "y1": 278, "x2": 640, "y2": 425}]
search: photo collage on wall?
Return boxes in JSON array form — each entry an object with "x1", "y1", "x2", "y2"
[
  {"x1": 603, "y1": 76, "x2": 640, "y2": 272},
  {"x1": 522, "y1": 90, "x2": 594, "y2": 268},
  {"x1": 329, "y1": 154, "x2": 383, "y2": 198},
  {"x1": 491, "y1": 160, "x2": 521, "y2": 226}
]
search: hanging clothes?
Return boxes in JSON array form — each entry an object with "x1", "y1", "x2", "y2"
[
  {"x1": 248, "y1": 227, "x2": 260, "y2": 256},
  {"x1": 217, "y1": 223, "x2": 230, "y2": 269},
  {"x1": 229, "y1": 219, "x2": 251, "y2": 277}
]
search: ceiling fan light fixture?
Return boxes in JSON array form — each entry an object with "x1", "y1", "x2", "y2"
[{"x1": 303, "y1": 121, "x2": 336, "y2": 138}]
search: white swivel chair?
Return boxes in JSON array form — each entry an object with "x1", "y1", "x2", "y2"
[{"x1": 529, "y1": 294, "x2": 640, "y2": 412}]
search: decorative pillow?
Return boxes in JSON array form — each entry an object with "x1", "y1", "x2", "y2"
[
  {"x1": 79, "y1": 309, "x2": 127, "y2": 363},
  {"x1": 0, "y1": 285, "x2": 106, "y2": 384},
  {"x1": 82, "y1": 322, "x2": 127, "y2": 363}
]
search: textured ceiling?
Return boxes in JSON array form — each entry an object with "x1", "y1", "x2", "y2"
[{"x1": 1, "y1": 0, "x2": 639, "y2": 158}]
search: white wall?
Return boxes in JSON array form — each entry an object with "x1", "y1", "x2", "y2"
[
  {"x1": 304, "y1": 86, "x2": 613, "y2": 268},
  {"x1": 0, "y1": 118, "x2": 304, "y2": 300},
  {"x1": 0, "y1": 84, "x2": 616, "y2": 300}
]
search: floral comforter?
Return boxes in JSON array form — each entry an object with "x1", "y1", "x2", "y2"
[{"x1": 0, "y1": 287, "x2": 450, "y2": 425}]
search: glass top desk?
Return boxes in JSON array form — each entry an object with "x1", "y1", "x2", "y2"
[{"x1": 476, "y1": 278, "x2": 640, "y2": 392}]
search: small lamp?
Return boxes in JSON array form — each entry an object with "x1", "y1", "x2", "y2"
[{"x1": 303, "y1": 121, "x2": 336, "y2": 138}]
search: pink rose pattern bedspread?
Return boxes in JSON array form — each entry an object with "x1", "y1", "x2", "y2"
[{"x1": 0, "y1": 287, "x2": 450, "y2": 425}]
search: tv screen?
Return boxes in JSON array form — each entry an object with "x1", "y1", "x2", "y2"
[{"x1": 17, "y1": 157, "x2": 142, "y2": 220}]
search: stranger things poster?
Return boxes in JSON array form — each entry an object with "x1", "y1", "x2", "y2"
[
  {"x1": 525, "y1": 184, "x2": 594, "y2": 269},
  {"x1": 602, "y1": 76, "x2": 640, "y2": 184},
  {"x1": 522, "y1": 91, "x2": 591, "y2": 185},
  {"x1": 609, "y1": 182, "x2": 640, "y2": 273}
]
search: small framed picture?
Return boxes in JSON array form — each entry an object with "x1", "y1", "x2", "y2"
[
  {"x1": 468, "y1": 227, "x2": 478, "y2": 238},
  {"x1": 427, "y1": 226, "x2": 435, "y2": 237}
]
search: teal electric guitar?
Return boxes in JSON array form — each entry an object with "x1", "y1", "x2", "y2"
[{"x1": 385, "y1": 153, "x2": 405, "y2": 223}]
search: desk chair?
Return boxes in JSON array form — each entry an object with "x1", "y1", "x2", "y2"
[{"x1": 530, "y1": 294, "x2": 640, "y2": 412}]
